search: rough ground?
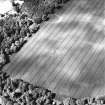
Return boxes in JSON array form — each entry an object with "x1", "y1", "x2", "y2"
[{"x1": 3, "y1": 0, "x2": 105, "y2": 98}]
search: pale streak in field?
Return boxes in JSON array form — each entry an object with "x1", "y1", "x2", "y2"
[{"x1": 45, "y1": 13, "x2": 105, "y2": 55}]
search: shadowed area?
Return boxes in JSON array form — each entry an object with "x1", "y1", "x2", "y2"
[{"x1": 3, "y1": 0, "x2": 105, "y2": 98}]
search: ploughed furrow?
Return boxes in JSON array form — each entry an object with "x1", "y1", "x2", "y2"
[{"x1": 3, "y1": 0, "x2": 105, "y2": 98}]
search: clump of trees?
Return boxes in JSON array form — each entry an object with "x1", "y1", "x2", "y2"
[
  {"x1": 21, "y1": 0, "x2": 70, "y2": 23},
  {"x1": 0, "y1": 12, "x2": 39, "y2": 64}
]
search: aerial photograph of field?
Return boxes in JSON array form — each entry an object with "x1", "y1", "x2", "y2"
[{"x1": 0, "y1": 0, "x2": 105, "y2": 104}]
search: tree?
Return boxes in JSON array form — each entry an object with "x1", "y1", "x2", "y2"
[
  {"x1": 0, "y1": 19, "x2": 5, "y2": 27},
  {"x1": 32, "y1": 13, "x2": 42, "y2": 24},
  {"x1": 0, "y1": 28, "x2": 4, "y2": 45},
  {"x1": 29, "y1": 23, "x2": 40, "y2": 33},
  {"x1": 42, "y1": 14, "x2": 49, "y2": 21},
  {"x1": 0, "y1": 50, "x2": 6, "y2": 65}
]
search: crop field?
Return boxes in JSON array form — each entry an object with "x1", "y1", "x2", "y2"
[{"x1": 3, "y1": 0, "x2": 105, "y2": 98}]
